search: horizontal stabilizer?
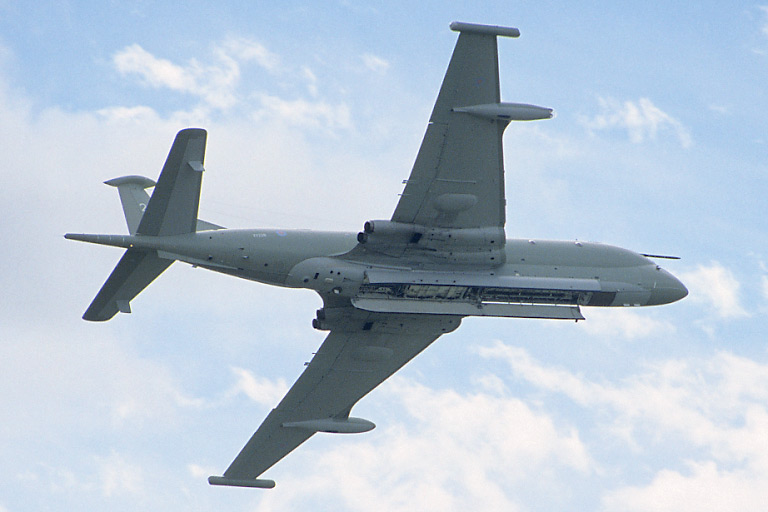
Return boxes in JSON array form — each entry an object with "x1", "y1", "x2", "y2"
[
  {"x1": 82, "y1": 249, "x2": 172, "y2": 321},
  {"x1": 104, "y1": 176, "x2": 156, "y2": 235}
]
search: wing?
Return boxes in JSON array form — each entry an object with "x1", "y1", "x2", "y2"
[
  {"x1": 391, "y1": 22, "x2": 550, "y2": 230},
  {"x1": 209, "y1": 304, "x2": 460, "y2": 488}
]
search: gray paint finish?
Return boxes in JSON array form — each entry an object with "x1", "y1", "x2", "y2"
[{"x1": 66, "y1": 22, "x2": 687, "y2": 488}]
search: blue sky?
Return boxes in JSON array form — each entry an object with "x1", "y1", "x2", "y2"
[{"x1": 2, "y1": 2, "x2": 768, "y2": 511}]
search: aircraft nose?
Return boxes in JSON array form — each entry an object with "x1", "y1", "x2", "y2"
[{"x1": 647, "y1": 268, "x2": 688, "y2": 305}]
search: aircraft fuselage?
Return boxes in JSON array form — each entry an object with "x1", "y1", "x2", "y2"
[{"x1": 71, "y1": 229, "x2": 687, "y2": 318}]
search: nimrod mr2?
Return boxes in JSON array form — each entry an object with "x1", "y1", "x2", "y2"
[{"x1": 67, "y1": 22, "x2": 687, "y2": 488}]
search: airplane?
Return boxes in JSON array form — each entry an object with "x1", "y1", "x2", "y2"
[{"x1": 66, "y1": 21, "x2": 688, "y2": 489}]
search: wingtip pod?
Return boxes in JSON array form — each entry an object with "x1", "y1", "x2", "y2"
[
  {"x1": 208, "y1": 476, "x2": 276, "y2": 489},
  {"x1": 282, "y1": 417, "x2": 376, "y2": 434},
  {"x1": 453, "y1": 102, "x2": 554, "y2": 122},
  {"x1": 450, "y1": 21, "x2": 520, "y2": 38}
]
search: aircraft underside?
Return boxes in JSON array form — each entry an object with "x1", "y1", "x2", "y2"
[{"x1": 66, "y1": 21, "x2": 686, "y2": 488}]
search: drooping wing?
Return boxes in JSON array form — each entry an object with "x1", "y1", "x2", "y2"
[
  {"x1": 391, "y1": 23, "x2": 517, "y2": 229},
  {"x1": 209, "y1": 305, "x2": 460, "y2": 488}
]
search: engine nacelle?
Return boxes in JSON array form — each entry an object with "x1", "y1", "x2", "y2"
[
  {"x1": 358, "y1": 220, "x2": 421, "y2": 245},
  {"x1": 362, "y1": 221, "x2": 503, "y2": 246},
  {"x1": 358, "y1": 221, "x2": 506, "y2": 265},
  {"x1": 363, "y1": 220, "x2": 416, "y2": 236}
]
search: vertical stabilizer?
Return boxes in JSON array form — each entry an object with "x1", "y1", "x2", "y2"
[
  {"x1": 137, "y1": 128, "x2": 207, "y2": 236},
  {"x1": 104, "y1": 176, "x2": 156, "y2": 235}
]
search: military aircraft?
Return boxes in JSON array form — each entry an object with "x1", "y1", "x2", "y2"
[{"x1": 66, "y1": 22, "x2": 687, "y2": 489}]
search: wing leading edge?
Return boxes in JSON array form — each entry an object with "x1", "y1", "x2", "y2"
[{"x1": 209, "y1": 304, "x2": 460, "y2": 487}]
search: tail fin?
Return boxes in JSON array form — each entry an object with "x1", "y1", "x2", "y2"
[
  {"x1": 78, "y1": 128, "x2": 217, "y2": 321},
  {"x1": 137, "y1": 128, "x2": 207, "y2": 236},
  {"x1": 106, "y1": 173, "x2": 224, "y2": 234},
  {"x1": 105, "y1": 175, "x2": 156, "y2": 235}
]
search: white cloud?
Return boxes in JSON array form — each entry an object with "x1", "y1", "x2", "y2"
[
  {"x1": 112, "y1": 38, "x2": 278, "y2": 110},
  {"x1": 187, "y1": 463, "x2": 217, "y2": 480},
  {"x1": 257, "y1": 93, "x2": 352, "y2": 130},
  {"x1": 109, "y1": 37, "x2": 356, "y2": 132},
  {"x1": 602, "y1": 460, "x2": 768, "y2": 512},
  {"x1": 390, "y1": 378, "x2": 593, "y2": 475},
  {"x1": 584, "y1": 97, "x2": 692, "y2": 148},
  {"x1": 302, "y1": 66, "x2": 319, "y2": 97},
  {"x1": 362, "y1": 53, "x2": 390, "y2": 74},
  {"x1": 579, "y1": 308, "x2": 676, "y2": 340},
  {"x1": 679, "y1": 262, "x2": 749, "y2": 319},
  {"x1": 95, "y1": 452, "x2": 144, "y2": 497},
  {"x1": 0, "y1": 326, "x2": 198, "y2": 443},
  {"x1": 97, "y1": 105, "x2": 160, "y2": 123},
  {"x1": 114, "y1": 44, "x2": 194, "y2": 92},
  {"x1": 227, "y1": 367, "x2": 288, "y2": 406},
  {"x1": 218, "y1": 37, "x2": 279, "y2": 71},
  {"x1": 480, "y1": 341, "x2": 768, "y2": 495},
  {"x1": 264, "y1": 376, "x2": 593, "y2": 511},
  {"x1": 481, "y1": 343, "x2": 768, "y2": 512}
]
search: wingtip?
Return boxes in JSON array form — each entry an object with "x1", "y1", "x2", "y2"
[
  {"x1": 449, "y1": 21, "x2": 520, "y2": 38},
  {"x1": 208, "y1": 476, "x2": 276, "y2": 489}
]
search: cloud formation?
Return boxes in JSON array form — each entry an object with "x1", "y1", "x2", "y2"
[
  {"x1": 479, "y1": 342, "x2": 768, "y2": 510},
  {"x1": 579, "y1": 308, "x2": 676, "y2": 340},
  {"x1": 113, "y1": 38, "x2": 278, "y2": 110},
  {"x1": 585, "y1": 97, "x2": 693, "y2": 148},
  {"x1": 679, "y1": 262, "x2": 749, "y2": 319},
  {"x1": 227, "y1": 367, "x2": 289, "y2": 406},
  {"x1": 362, "y1": 53, "x2": 390, "y2": 74},
  {"x1": 259, "y1": 375, "x2": 593, "y2": 511}
]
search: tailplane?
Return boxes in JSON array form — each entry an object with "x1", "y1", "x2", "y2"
[
  {"x1": 82, "y1": 249, "x2": 173, "y2": 321},
  {"x1": 72, "y1": 128, "x2": 220, "y2": 321}
]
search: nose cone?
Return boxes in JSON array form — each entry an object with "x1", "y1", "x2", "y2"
[{"x1": 647, "y1": 268, "x2": 688, "y2": 305}]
